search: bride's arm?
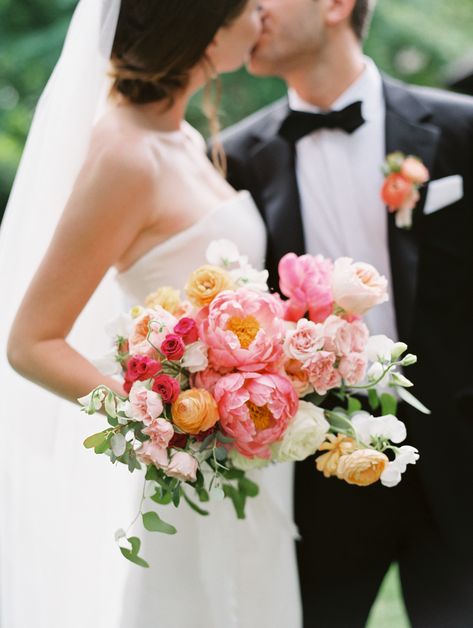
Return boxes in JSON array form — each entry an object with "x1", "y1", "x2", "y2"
[{"x1": 7, "y1": 137, "x2": 158, "y2": 403}]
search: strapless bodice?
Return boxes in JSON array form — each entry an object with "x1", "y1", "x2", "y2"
[{"x1": 115, "y1": 191, "x2": 266, "y2": 305}]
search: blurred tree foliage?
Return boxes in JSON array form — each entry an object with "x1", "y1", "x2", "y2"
[{"x1": 1, "y1": 0, "x2": 473, "y2": 218}]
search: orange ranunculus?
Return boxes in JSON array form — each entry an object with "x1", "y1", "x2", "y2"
[
  {"x1": 171, "y1": 389, "x2": 219, "y2": 435},
  {"x1": 337, "y1": 449, "x2": 389, "y2": 487},
  {"x1": 381, "y1": 173, "x2": 412, "y2": 211}
]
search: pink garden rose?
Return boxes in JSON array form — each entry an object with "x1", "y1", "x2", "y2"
[
  {"x1": 129, "y1": 307, "x2": 178, "y2": 356},
  {"x1": 214, "y1": 371, "x2": 299, "y2": 458},
  {"x1": 160, "y1": 334, "x2": 186, "y2": 361},
  {"x1": 166, "y1": 451, "x2": 198, "y2": 482},
  {"x1": 284, "y1": 318, "x2": 325, "y2": 363},
  {"x1": 338, "y1": 353, "x2": 367, "y2": 386},
  {"x1": 137, "y1": 440, "x2": 169, "y2": 469},
  {"x1": 331, "y1": 257, "x2": 388, "y2": 316},
  {"x1": 303, "y1": 351, "x2": 341, "y2": 395},
  {"x1": 322, "y1": 315, "x2": 353, "y2": 356},
  {"x1": 199, "y1": 288, "x2": 285, "y2": 372},
  {"x1": 143, "y1": 417, "x2": 174, "y2": 448},
  {"x1": 128, "y1": 382, "x2": 163, "y2": 425},
  {"x1": 279, "y1": 253, "x2": 334, "y2": 323},
  {"x1": 348, "y1": 320, "x2": 370, "y2": 353}
]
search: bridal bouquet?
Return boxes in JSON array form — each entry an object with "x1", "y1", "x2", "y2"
[{"x1": 80, "y1": 240, "x2": 423, "y2": 567}]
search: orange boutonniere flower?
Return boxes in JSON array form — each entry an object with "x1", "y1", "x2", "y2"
[{"x1": 381, "y1": 152, "x2": 430, "y2": 229}]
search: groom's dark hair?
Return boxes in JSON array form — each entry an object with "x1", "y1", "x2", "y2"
[{"x1": 351, "y1": 0, "x2": 375, "y2": 40}]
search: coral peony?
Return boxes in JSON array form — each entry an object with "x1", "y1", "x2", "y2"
[
  {"x1": 214, "y1": 371, "x2": 298, "y2": 458},
  {"x1": 200, "y1": 288, "x2": 285, "y2": 372}
]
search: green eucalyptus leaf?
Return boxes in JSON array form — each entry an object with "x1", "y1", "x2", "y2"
[
  {"x1": 347, "y1": 397, "x2": 362, "y2": 414},
  {"x1": 150, "y1": 489, "x2": 172, "y2": 505},
  {"x1": 368, "y1": 389, "x2": 380, "y2": 411},
  {"x1": 172, "y1": 486, "x2": 181, "y2": 508},
  {"x1": 145, "y1": 465, "x2": 160, "y2": 482},
  {"x1": 142, "y1": 511, "x2": 177, "y2": 535},
  {"x1": 238, "y1": 477, "x2": 259, "y2": 498},
  {"x1": 119, "y1": 547, "x2": 149, "y2": 568},
  {"x1": 380, "y1": 393, "x2": 398, "y2": 416},
  {"x1": 182, "y1": 491, "x2": 209, "y2": 516},
  {"x1": 223, "y1": 484, "x2": 246, "y2": 519},
  {"x1": 83, "y1": 431, "x2": 108, "y2": 450}
]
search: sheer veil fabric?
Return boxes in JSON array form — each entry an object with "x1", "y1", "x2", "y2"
[{"x1": 0, "y1": 1, "x2": 142, "y2": 626}]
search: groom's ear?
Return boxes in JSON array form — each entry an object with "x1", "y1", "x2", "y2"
[{"x1": 324, "y1": 0, "x2": 358, "y2": 30}]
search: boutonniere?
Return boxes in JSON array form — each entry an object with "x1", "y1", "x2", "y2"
[{"x1": 381, "y1": 152, "x2": 430, "y2": 229}]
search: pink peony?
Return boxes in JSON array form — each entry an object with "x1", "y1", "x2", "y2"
[
  {"x1": 192, "y1": 367, "x2": 224, "y2": 395},
  {"x1": 303, "y1": 351, "x2": 341, "y2": 395},
  {"x1": 128, "y1": 382, "x2": 163, "y2": 425},
  {"x1": 338, "y1": 353, "x2": 367, "y2": 386},
  {"x1": 166, "y1": 451, "x2": 198, "y2": 482},
  {"x1": 331, "y1": 257, "x2": 388, "y2": 316},
  {"x1": 174, "y1": 317, "x2": 199, "y2": 344},
  {"x1": 214, "y1": 371, "x2": 299, "y2": 458},
  {"x1": 284, "y1": 318, "x2": 325, "y2": 363},
  {"x1": 137, "y1": 440, "x2": 169, "y2": 469},
  {"x1": 143, "y1": 417, "x2": 174, "y2": 448},
  {"x1": 279, "y1": 253, "x2": 334, "y2": 323},
  {"x1": 152, "y1": 374, "x2": 181, "y2": 403},
  {"x1": 199, "y1": 288, "x2": 285, "y2": 372}
]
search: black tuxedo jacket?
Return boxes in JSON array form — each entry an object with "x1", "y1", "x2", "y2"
[{"x1": 222, "y1": 76, "x2": 473, "y2": 555}]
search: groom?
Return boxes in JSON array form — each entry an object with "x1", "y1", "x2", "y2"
[{"x1": 222, "y1": 0, "x2": 473, "y2": 626}]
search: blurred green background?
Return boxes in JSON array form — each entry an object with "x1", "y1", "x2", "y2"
[
  {"x1": 1, "y1": 0, "x2": 473, "y2": 221},
  {"x1": 0, "y1": 1, "x2": 472, "y2": 624}
]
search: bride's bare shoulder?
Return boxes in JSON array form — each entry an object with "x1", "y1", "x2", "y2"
[{"x1": 84, "y1": 106, "x2": 160, "y2": 186}]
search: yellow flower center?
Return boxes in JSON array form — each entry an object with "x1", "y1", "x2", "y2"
[
  {"x1": 226, "y1": 316, "x2": 260, "y2": 349},
  {"x1": 247, "y1": 402, "x2": 274, "y2": 432}
]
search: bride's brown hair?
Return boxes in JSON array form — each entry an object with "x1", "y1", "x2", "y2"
[{"x1": 111, "y1": 0, "x2": 249, "y2": 105}]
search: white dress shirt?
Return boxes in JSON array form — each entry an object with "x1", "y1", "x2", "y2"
[{"x1": 289, "y1": 57, "x2": 398, "y2": 340}]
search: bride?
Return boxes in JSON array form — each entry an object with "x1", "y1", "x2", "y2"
[{"x1": 0, "y1": 1, "x2": 301, "y2": 627}]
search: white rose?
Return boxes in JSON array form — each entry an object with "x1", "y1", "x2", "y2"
[
  {"x1": 206, "y1": 239, "x2": 241, "y2": 267},
  {"x1": 273, "y1": 401, "x2": 329, "y2": 463},
  {"x1": 331, "y1": 257, "x2": 388, "y2": 316},
  {"x1": 352, "y1": 412, "x2": 407, "y2": 445},
  {"x1": 181, "y1": 341, "x2": 209, "y2": 373},
  {"x1": 380, "y1": 445, "x2": 419, "y2": 487}
]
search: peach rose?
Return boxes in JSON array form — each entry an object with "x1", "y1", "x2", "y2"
[
  {"x1": 185, "y1": 265, "x2": 234, "y2": 308},
  {"x1": 145, "y1": 286, "x2": 182, "y2": 315},
  {"x1": 137, "y1": 440, "x2": 169, "y2": 469},
  {"x1": 303, "y1": 351, "x2": 341, "y2": 395},
  {"x1": 331, "y1": 257, "x2": 388, "y2": 316},
  {"x1": 142, "y1": 417, "x2": 174, "y2": 448},
  {"x1": 129, "y1": 307, "x2": 177, "y2": 356},
  {"x1": 284, "y1": 318, "x2": 325, "y2": 363},
  {"x1": 337, "y1": 449, "x2": 389, "y2": 486},
  {"x1": 166, "y1": 451, "x2": 198, "y2": 482},
  {"x1": 128, "y1": 381, "x2": 163, "y2": 426},
  {"x1": 171, "y1": 389, "x2": 219, "y2": 435},
  {"x1": 284, "y1": 359, "x2": 314, "y2": 397},
  {"x1": 401, "y1": 156, "x2": 429, "y2": 185}
]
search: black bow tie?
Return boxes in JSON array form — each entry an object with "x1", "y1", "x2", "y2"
[{"x1": 278, "y1": 100, "x2": 365, "y2": 142}]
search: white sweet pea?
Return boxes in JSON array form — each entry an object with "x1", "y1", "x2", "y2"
[
  {"x1": 92, "y1": 350, "x2": 122, "y2": 376},
  {"x1": 230, "y1": 265, "x2": 269, "y2": 292},
  {"x1": 206, "y1": 239, "x2": 241, "y2": 267},
  {"x1": 272, "y1": 401, "x2": 329, "y2": 462},
  {"x1": 78, "y1": 387, "x2": 106, "y2": 413},
  {"x1": 105, "y1": 311, "x2": 133, "y2": 339},
  {"x1": 181, "y1": 341, "x2": 208, "y2": 373},
  {"x1": 391, "y1": 372, "x2": 414, "y2": 388},
  {"x1": 381, "y1": 446, "x2": 419, "y2": 487},
  {"x1": 366, "y1": 335, "x2": 395, "y2": 362},
  {"x1": 352, "y1": 412, "x2": 407, "y2": 445}
]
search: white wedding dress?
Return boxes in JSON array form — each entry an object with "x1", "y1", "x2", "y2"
[{"x1": 114, "y1": 179, "x2": 301, "y2": 628}]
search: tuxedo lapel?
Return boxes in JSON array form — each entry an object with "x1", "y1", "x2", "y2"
[
  {"x1": 248, "y1": 103, "x2": 305, "y2": 291},
  {"x1": 383, "y1": 78, "x2": 441, "y2": 340}
]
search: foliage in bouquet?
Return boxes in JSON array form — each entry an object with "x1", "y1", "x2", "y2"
[{"x1": 80, "y1": 240, "x2": 425, "y2": 567}]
